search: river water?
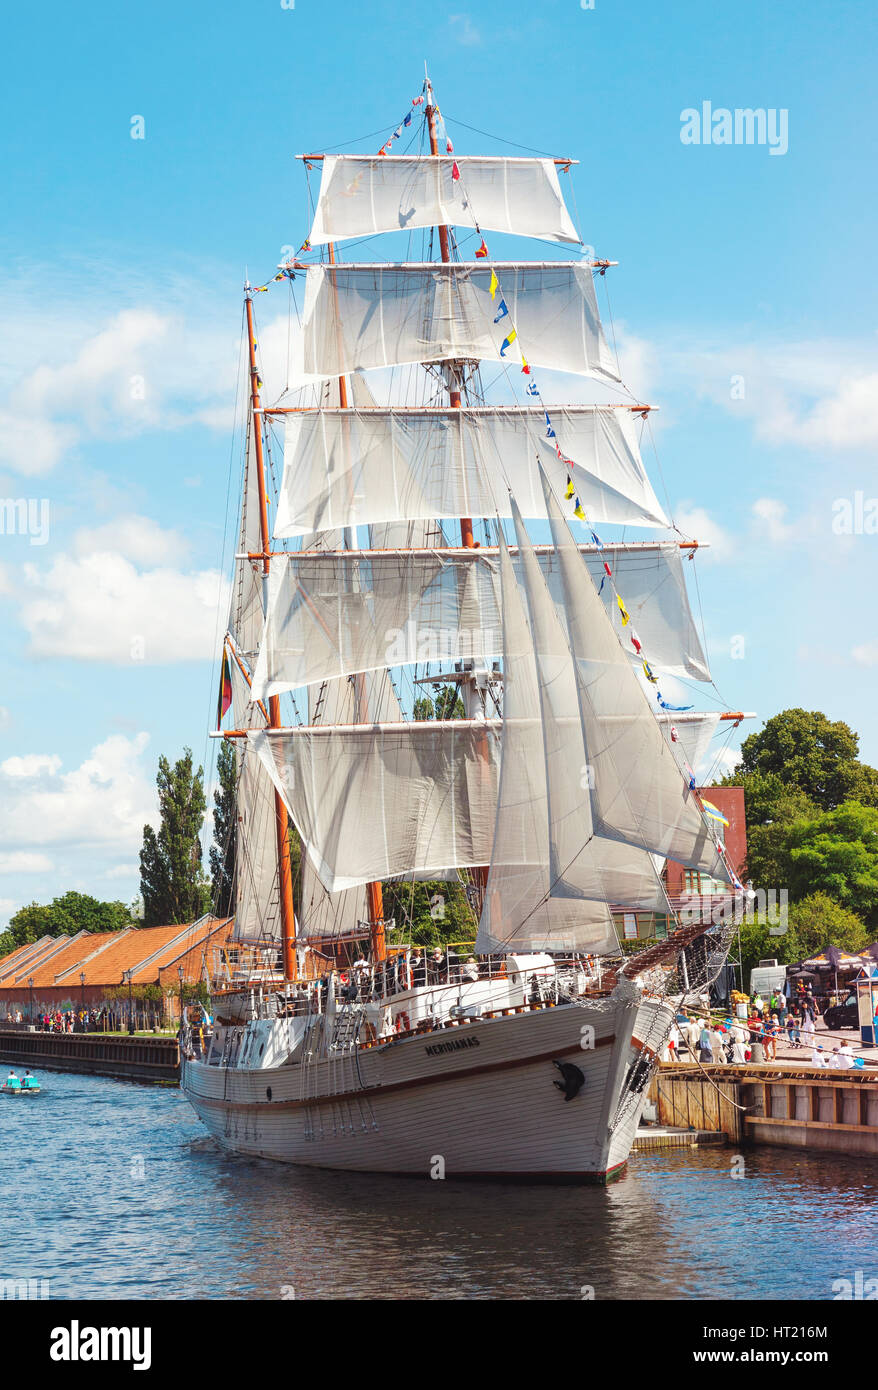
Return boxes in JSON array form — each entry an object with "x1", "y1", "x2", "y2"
[{"x1": 3, "y1": 1069, "x2": 876, "y2": 1300}]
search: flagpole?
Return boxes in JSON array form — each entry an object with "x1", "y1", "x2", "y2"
[{"x1": 244, "y1": 291, "x2": 297, "y2": 983}]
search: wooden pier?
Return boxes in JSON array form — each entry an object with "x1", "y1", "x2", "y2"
[
  {"x1": 649, "y1": 1063, "x2": 878, "y2": 1158},
  {"x1": 0, "y1": 1029, "x2": 180, "y2": 1084}
]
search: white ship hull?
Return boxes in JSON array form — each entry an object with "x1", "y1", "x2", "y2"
[{"x1": 181, "y1": 988, "x2": 671, "y2": 1182}]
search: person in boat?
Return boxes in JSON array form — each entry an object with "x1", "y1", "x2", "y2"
[
  {"x1": 462, "y1": 956, "x2": 479, "y2": 983},
  {"x1": 410, "y1": 951, "x2": 426, "y2": 988},
  {"x1": 21, "y1": 1070, "x2": 38, "y2": 1089},
  {"x1": 428, "y1": 948, "x2": 445, "y2": 985},
  {"x1": 6, "y1": 1070, "x2": 19, "y2": 1088}
]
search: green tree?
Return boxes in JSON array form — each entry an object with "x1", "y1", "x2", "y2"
[
  {"x1": 139, "y1": 748, "x2": 210, "y2": 927},
  {"x1": 786, "y1": 892, "x2": 869, "y2": 958},
  {"x1": 721, "y1": 770, "x2": 818, "y2": 888},
  {"x1": 209, "y1": 739, "x2": 237, "y2": 918},
  {"x1": 736, "y1": 914, "x2": 803, "y2": 990},
  {"x1": 731, "y1": 708, "x2": 878, "y2": 811},
  {"x1": 784, "y1": 802, "x2": 878, "y2": 923},
  {"x1": 412, "y1": 685, "x2": 465, "y2": 721},
  {"x1": 3, "y1": 893, "x2": 133, "y2": 951},
  {"x1": 382, "y1": 879, "x2": 477, "y2": 948}
]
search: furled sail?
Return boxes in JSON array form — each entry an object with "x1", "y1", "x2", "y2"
[
  {"x1": 306, "y1": 155, "x2": 580, "y2": 246},
  {"x1": 251, "y1": 542, "x2": 707, "y2": 701},
  {"x1": 250, "y1": 722, "x2": 500, "y2": 892},
  {"x1": 540, "y1": 467, "x2": 732, "y2": 882},
  {"x1": 301, "y1": 263, "x2": 619, "y2": 381},
  {"x1": 477, "y1": 535, "x2": 621, "y2": 956},
  {"x1": 274, "y1": 406, "x2": 668, "y2": 539},
  {"x1": 228, "y1": 660, "x2": 281, "y2": 944}
]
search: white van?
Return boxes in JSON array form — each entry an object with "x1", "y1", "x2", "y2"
[{"x1": 749, "y1": 963, "x2": 787, "y2": 999}]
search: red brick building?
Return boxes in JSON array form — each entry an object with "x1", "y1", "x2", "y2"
[{"x1": 0, "y1": 916, "x2": 234, "y2": 1021}]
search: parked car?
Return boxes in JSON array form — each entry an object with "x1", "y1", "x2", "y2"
[{"x1": 824, "y1": 993, "x2": 859, "y2": 1030}]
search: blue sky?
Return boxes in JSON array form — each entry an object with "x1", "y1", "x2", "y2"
[{"x1": 0, "y1": 0, "x2": 875, "y2": 924}]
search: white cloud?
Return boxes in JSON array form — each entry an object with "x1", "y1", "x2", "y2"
[
  {"x1": 751, "y1": 497, "x2": 796, "y2": 543},
  {"x1": 0, "y1": 733, "x2": 156, "y2": 855},
  {"x1": 674, "y1": 505, "x2": 732, "y2": 559},
  {"x1": 852, "y1": 642, "x2": 878, "y2": 667},
  {"x1": 0, "y1": 852, "x2": 53, "y2": 874},
  {"x1": 657, "y1": 336, "x2": 878, "y2": 452},
  {"x1": 18, "y1": 546, "x2": 230, "y2": 664},
  {"x1": 0, "y1": 291, "x2": 296, "y2": 476},
  {"x1": 1, "y1": 754, "x2": 62, "y2": 778},
  {"x1": 449, "y1": 13, "x2": 482, "y2": 45},
  {"x1": 0, "y1": 707, "x2": 10, "y2": 729},
  {"x1": 74, "y1": 514, "x2": 189, "y2": 567}
]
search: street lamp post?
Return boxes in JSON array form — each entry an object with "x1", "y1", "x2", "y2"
[
  {"x1": 124, "y1": 970, "x2": 135, "y2": 1035},
  {"x1": 178, "y1": 966, "x2": 185, "y2": 1026},
  {"x1": 28, "y1": 977, "x2": 34, "y2": 1025},
  {"x1": 80, "y1": 970, "x2": 86, "y2": 1025}
]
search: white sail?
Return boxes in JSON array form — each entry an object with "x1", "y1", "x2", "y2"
[
  {"x1": 252, "y1": 542, "x2": 706, "y2": 701},
  {"x1": 302, "y1": 263, "x2": 619, "y2": 381},
  {"x1": 540, "y1": 467, "x2": 732, "y2": 882},
  {"x1": 509, "y1": 502, "x2": 670, "y2": 912},
  {"x1": 251, "y1": 549, "x2": 501, "y2": 701},
  {"x1": 657, "y1": 711, "x2": 722, "y2": 776},
  {"x1": 274, "y1": 406, "x2": 668, "y2": 540},
  {"x1": 477, "y1": 535, "x2": 620, "y2": 956},
  {"x1": 298, "y1": 853, "x2": 368, "y2": 944},
  {"x1": 543, "y1": 542, "x2": 710, "y2": 682},
  {"x1": 229, "y1": 414, "x2": 265, "y2": 661},
  {"x1": 250, "y1": 722, "x2": 500, "y2": 892},
  {"x1": 306, "y1": 155, "x2": 580, "y2": 246},
  {"x1": 228, "y1": 660, "x2": 281, "y2": 945}
]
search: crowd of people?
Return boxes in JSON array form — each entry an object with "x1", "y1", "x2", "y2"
[{"x1": 660, "y1": 981, "x2": 863, "y2": 1070}]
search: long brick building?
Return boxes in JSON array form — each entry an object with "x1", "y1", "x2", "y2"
[{"x1": 0, "y1": 915, "x2": 234, "y2": 1020}]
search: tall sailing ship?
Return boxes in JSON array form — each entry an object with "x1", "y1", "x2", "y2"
[{"x1": 180, "y1": 75, "x2": 749, "y2": 1181}]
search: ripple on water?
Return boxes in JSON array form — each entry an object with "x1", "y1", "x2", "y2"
[{"x1": 3, "y1": 1069, "x2": 877, "y2": 1299}]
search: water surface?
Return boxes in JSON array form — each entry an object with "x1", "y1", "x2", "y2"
[{"x1": 2, "y1": 1069, "x2": 874, "y2": 1299}]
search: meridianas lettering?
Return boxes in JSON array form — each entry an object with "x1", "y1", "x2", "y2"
[{"x1": 424, "y1": 1036, "x2": 482, "y2": 1057}]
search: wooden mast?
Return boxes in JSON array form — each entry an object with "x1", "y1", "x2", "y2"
[
  {"x1": 244, "y1": 293, "x2": 297, "y2": 982},
  {"x1": 425, "y1": 76, "x2": 488, "y2": 918},
  {"x1": 425, "y1": 79, "x2": 473, "y2": 549},
  {"x1": 328, "y1": 241, "x2": 386, "y2": 962}
]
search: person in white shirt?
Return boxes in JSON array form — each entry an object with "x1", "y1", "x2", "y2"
[
  {"x1": 711, "y1": 1027, "x2": 727, "y2": 1063},
  {"x1": 838, "y1": 1043, "x2": 855, "y2": 1069},
  {"x1": 685, "y1": 1017, "x2": 703, "y2": 1059},
  {"x1": 731, "y1": 1038, "x2": 748, "y2": 1064},
  {"x1": 811, "y1": 1045, "x2": 828, "y2": 1067},
  {"x1": 801, "y1": 1014, "x2": 816, "y2": 1047}
]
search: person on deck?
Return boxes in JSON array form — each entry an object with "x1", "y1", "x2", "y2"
[
  {"x1": 811, "y1": 1044, "x2": 828, "y2": 1068},
  {"x1": 838, "y1": 1042, "x2": 855, "y2": 1068}
]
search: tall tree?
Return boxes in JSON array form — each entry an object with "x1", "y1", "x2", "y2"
[
  {"x1": 412, "y1": 684, "x2": 465, "y2": 721},
  {"x1": 785, "y1": 802, "x2": 878, "y2": 924},
  {"x1": 210, "y1": 739, "x2": 237, "y2": 918},
  {"x1": 140, "y1": 748, "x2": 210, "y2": 927},
  {"x1": 3, "y1": 893, "x2": 133, "y2": 951},
  {"x1": 732, "y1": 708, "x2": 877, "y2": 811}
]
